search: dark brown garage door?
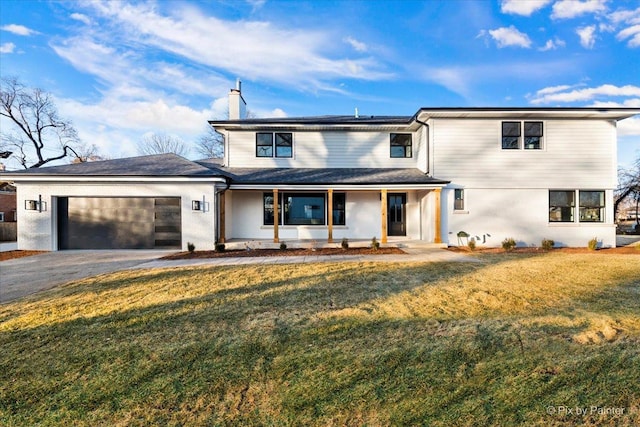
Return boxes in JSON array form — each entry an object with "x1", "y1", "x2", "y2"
[{"x1": 57, "y1": 197, "x2": 181, "y2": 249}]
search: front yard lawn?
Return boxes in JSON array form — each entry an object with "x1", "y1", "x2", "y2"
[{"x1": 1, "y1": 252, "x2": 639, "y2": 426}]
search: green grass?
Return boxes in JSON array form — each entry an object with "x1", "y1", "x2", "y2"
[{"x1": 1, "y1": 252, "x2": 640, "y2": 426}]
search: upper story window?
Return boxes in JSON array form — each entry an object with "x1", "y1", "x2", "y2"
[
  {"x1": 502, "y1": 121, "x2": 543, "y2": 150},
  {"x1": 390, "y1": 133, "x2": 412, "y2": 158},
  {"x1": 256, "y1": 132, "x2": 293, "y2": 158}
]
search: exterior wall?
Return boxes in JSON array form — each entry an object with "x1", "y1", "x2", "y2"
[
  {"x1": 431, "y1": 118, "x2": 617, "y2": 188},
  {"x1": 227, "y1": 131, "x2": 419, "y2": 169},
  {"x1": 443, "y1": 188, "x2": 616, "y2": 248},
  {"x1": 15, "y1": 181, "x2": 219, "y2": 251},
  {"x1": 228, "y1": 189, "x2": 424, "y2": 241}
]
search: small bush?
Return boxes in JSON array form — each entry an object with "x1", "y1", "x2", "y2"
[
  {"x1": 215, "y1": 243, "x2": 225, "y2": 253},
  {"x1": 187, "y1": 242, "x2": 195, "y2": 253},
  {"x1": 467, "y1": 239, "x2": 476, "y2": 251},
  {"x1": 502, "y1": 237, "x2": 516, "y2": 251},
  {"x1": 341, "y1": 238, "x2": 349, "y2": 250},
  {"x1": 371, "y1": 237, "x2": 380, "y2": 251},
  {"x1": 588, "y1": 237, "x2": 598, "y2": 251},
  {"x1": 279, "y1": 242, "x2": 287, "y2": 250},
  {"x1": 541, "y1": 238, "x2": 554, "y2": 250}
]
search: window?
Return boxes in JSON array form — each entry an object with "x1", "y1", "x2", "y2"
[
  {"x1": 256, "y1": 132, "x2": 293, "y2": 158},
  {"x1": 0, "y1": 212, "x2": 4, "y2": 222},
  {"x1": 275, "y1": 133, "x2": 293, "y2": 157},
  {"x1": 256, "y1": 133, "x2": 273, "y2": 157},
  {"x1": 454, "y1": 189, "x2": 465, "y2": 211},
  {"x1": 390, "y1": 133, "x2": 412, "y2": 158},
  {"x1": 549, "y1": 190, "x2": 606, "y2": 223},
  {"x1": 333, "y1": 193, "x2": 346, "y2": 225},
  {"x1": 579, "y1": 191, "x2": 605, "y2": 222},
  {"x1": 549, "y1": 190, "x2": 575, "y2": 222},
  {"x1": 263, "y1": 193, "x2": 282, "y2": 225},
  {"x1": 502, "y1": 121, "x2": 543, "y2": 149},
  {"x1": 263, "y1": 192, "x2": 346, "y2": 226}
]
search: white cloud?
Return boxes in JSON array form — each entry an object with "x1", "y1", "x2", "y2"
[
  {"x1": 70, "y1": 13, "x2": 92, "y2": 25},
  {"x1": 501, "y1": 0, "x2": 552, "y2": 16},
  {"x1": 488, "y1": 26, "x2": 532, "y2": 48},
  {"x1": 551, "y1": 0, "x2": 608, "y2": 19},
  {"x1": 79, "y1": 1, "x2": 390, "y2": 90},
  {"x1": 344, "y1": 36, "x2": 368, "y2": 52},
  {"x1": 0, "y1": 24, "x2": 37, "y2": 36},
  {"x1": 0, "y1": 42, "x2": 16, "y2": 54},
  {"x1": 530, "y1": 84, "x2": 640, "y2": 104},
  {"x1": 576, "y1": 25, "x2": 597, "y2": 48},
  {"x1": 617, "y1": 24, "x2": 640, "y2": 48},
  {"x1": 539, "y1": 37, "x2": 566, "y2": 51},
  {"x1": 607, "y1": 7, "x2": 640, "y2": 24}
]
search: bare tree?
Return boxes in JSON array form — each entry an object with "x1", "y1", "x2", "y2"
[
  {"x1": 195, "y1": 126, "x2": 224, "y2": 159},
  {"x1": 137, "y1": 133, "x2": 189, "y2": 157},
  {"x1": 615, "y1": 154, "x2": 640, "y2": 230},
  {"x1": 69, "y1": 142, "x2": 107, "y2": 163},
  {"x1": 0, "y1": 76, "x2": 81, "y2": 168}
]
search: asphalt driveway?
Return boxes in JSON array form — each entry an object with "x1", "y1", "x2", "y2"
[{"x1": 0, "y1": 250, "x2": 174, "y2": 303}]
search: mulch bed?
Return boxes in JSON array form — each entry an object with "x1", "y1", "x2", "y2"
[
  {"x1": 161, "y1": 247, "x2": 405, "y2": 260},
  {"x1": 0, "y1": 250, "x2": 47, "y2": 262},
  {"x1": 447, "y1": 246, "x2": 640, "y2": 255}
]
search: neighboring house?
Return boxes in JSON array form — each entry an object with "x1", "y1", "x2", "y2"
[
  {"x1": 1, "y1": 86, "x2": 638, "y2": 251},
  {"x1": 0, "y1": 182, "x2": 17, "y2": 223}
]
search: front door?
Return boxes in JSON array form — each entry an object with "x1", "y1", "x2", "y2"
[{"x1": 388, "y1": 193, "x2": 406, "y2": 236}]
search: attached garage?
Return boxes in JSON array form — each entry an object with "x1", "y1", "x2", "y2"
[{"x1": 57, "y1": 197, "x2": 182, "y2": 249}]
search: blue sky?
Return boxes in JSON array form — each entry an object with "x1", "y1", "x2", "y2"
[{"x1": 1, "y1": 0, "x2": 639, "y2": 169}]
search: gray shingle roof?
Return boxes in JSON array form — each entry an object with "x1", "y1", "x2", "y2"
[
  {"x1": 3, "y1": 154, "x2": 216, "y2": 176},
  {"x1": 209, "y1": 115, "x2": 412, "y2": 126},
  {"x1": 212, "y1": 167, "x2": 449, "y2": 185}
]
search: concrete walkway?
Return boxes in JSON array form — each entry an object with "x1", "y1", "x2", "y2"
[{"x1": 0, "y1": 248, "x2": 476, "y2": 304}]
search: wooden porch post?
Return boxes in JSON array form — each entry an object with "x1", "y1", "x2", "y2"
[
  {"x1": 273, "y1": 189, "x2": 279, "y2": 243},
  {"x1": 434, "y1": 188, "x2": 442, "y2": 244},
  {"x1": 381, "y1": 189, "x2": 388, "y2": 244},
  {"x1": 327, "y1": 189, "x2": 333, "y2": 243},
  {"x1": 219, "y1": 191, "x2": 226, "y2": 243}
]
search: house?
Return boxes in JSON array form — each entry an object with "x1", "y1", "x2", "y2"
[{"x1": 1, "y1": 86, "x2": 638, "y2": 251}]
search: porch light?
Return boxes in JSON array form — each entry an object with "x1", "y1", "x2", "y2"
[
  {"x1": 25, "y1": 195, "x2": 46, "y2": 212},
  {"x1": 192, "y1": 200, "x2": 202, "y2": 211}
]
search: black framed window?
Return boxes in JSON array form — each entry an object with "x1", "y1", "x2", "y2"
[
  {"x1": 256, "y1": 133, "x2": 273, "y2": 157},
  {"x1": 502, "y1": 122, "x2": 521, "y2": 149},
  {"x1": 332, "y1": 193, "x2": 346, "y2": 225},
  {"x1": 549, "y1": 190, "x2": 575, "y2": 222},
  {"x1": 284, "y1": 194, "x2": 325, "y2": 225},
  {"x1": 275, "y1": 133, "x2": 293, "y2": 157},
  {"x1": 524, "y1": 121, "x2": 543, "y2": 149},
  {"x1": 390, "y1": 133, "x2": 412, "y2": 158},
  {"x1": 579, "y1": 191, "x2": 605, "y2": 222},
  {"x1": 256, "y1": 132, "x2": 293, "y2": 158},
  {"x1": 263, "y1": 193, "x2": 282, "y2": 225},
  {"x1": 454, "y1": 189, "x2": 464, "y2": 211}
]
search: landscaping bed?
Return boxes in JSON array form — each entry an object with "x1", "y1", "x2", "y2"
[
  {"x1": 162, "y1": 246, "x2": 405, "y2": 260},
  {"x1": 0, "y1": 250, "x2": 47, "y2": 262},
  {"x1": 447, "y1": 245, "x2": 640, "y2": 255}
]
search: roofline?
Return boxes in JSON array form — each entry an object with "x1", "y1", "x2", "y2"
[
  {"x1": 0, "y1": 175, "x2": 228, "y2": 183},
  {"x1": 210, "y1": 107, "x2": 640, "y2": 130}
]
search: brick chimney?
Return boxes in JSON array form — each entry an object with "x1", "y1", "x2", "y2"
[{"x1": 228, "y1": 79, "x2": 246, "y2": 120}]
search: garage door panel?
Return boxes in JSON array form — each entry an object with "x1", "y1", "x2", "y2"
[{"x1": 58, "y1": 197, "x2": 181, "y2": 249}]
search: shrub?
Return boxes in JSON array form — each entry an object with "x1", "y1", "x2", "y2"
[
  {"x1": 371, "y1": 237, "x2": 380, "y2": 251},
  {"x1": 215, "y1": 243, "x2": 225, "y2": 253},
  {"x1": 341, "y1": 238, "x2": 349, "y2": 250},
  {"x1": 279, "y1": 242, "x2": 287, "y2": 250},
  {"x1": 467, "y1": 238, "x2": 476, "y2": 251},
  {"x1": 541, "y1": 238, "x2": 554, "y2": 250},
  {"x1": 588, "y1": 237, "x2": 598, "y2": 251},
  {"x1": 187, "y1": 242, "x2": 195, "y2": 253},
  {"x1": 502, "y1": 237, "x2": 516, "y2": 251}
]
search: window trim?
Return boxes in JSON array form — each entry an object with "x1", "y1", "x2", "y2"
[
  {"x1": 390, "y1": 133, "x2": 412, "y2": 158},
  {"x1": 548, "y1": 189, "x2": 606, "y2": 223},
  {"x1": 502, "y1": 121, "x2": 544, "y2": 150},
  {"x1": 263, "y1": 191, "x2": 346, "y2": 226},
  {"x1": 256, "y1": 132, "x2": 294, "y2": 158}
]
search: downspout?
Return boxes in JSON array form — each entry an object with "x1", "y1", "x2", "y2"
[{"x1": 415, "y1": 118, "x2": 430, "y2": 176}]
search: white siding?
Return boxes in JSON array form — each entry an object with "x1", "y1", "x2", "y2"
[
  {"x1": 432, "y1": 119, "x2": 617, "y2": 189},
  {"x1": 443, "y1": 188, "x2": 616, "y2": 248},
  {"x1": 15, "y1": 181, "x2": 218, "y2": 251},
  {"x1": 227, "y1": 131, "x2": 419, "y2": 168}
]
